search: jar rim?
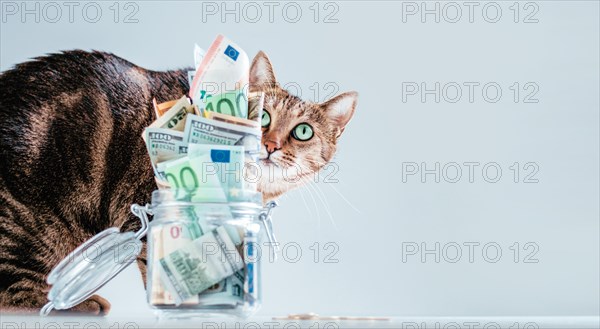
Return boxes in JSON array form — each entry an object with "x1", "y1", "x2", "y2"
[
  {"x1": 151, "y1": 200, "x2": 263, "y2": 210},
  {"x1": 149, "y1": 189, "x2": 265, "y2": 223},
  {"x1": 151, "y1": 189, "x2": 263, "y2": 207},
  {"x1": 150, "y1": 201, "x2": 263, "y2": 219}
]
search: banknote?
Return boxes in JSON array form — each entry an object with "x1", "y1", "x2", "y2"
[
  {"x1": 144, "y1": 128, "x2": 186, "y2": 178},
  {"x1": 152, "y1": 215, "x2": 243, "y2": 306},
  {"x1": 183, "y1": 114, "x2": 260, "y2": 157},
  {"x1": 197, "y1": 225, "x2": 252, "y2": 306},
  {"x1": 204, "y1": 110, "x2": 260, "y2": 130},
  {"x1": 189, "y1": 35, "x2": 249, "y2": 118},
  {"x1": 153, "y1": 98, "x2": 179, "y2": 118},
  {"x1": 202, "y1": 90, "x2": 248, "y2": 118},
  {"x1": 156, "y1": 156, "x2": 206, "y2": 198},
  {"x1": 187, "y1": 71, "x2": 195, "y2": 89},
  {"x1": 188, "y1": 144, "x2": 246, "y2": 197},
  {"x1": 197, "y1": 270, "x2": 245, "y2": 306},
  {"x1": 157, "y1": 146, "x2": 245, "y2": 202},
  {"x1": 243, "y1": 227, "x2": 259, "y2": 302},
  {"x1": 187, "y1": 45, "x2": 205, "y2": 95},
  {"x1": 159, "y1": 226, "x2": 245, "y2": 306},
  {"x1": 150, "y1": 229, "x2": 170, "y2": 305},
  {"x1": 150, "y1": 206, "x2": 206, "y2": 305},
  {"x1": 194, "y1": 44, "x2": 206, "y2": 69},
  {"x1": 146, "y1": 96, "x2": 197, "y2": 136}
]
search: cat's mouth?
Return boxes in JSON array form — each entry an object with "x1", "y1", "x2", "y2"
[{"x1": 259, "y1": 158, "x2": 280, "y2": 167}]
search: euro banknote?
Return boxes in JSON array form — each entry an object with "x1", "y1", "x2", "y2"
[
  {"x1": 194, "y1": 44, "x2": 206, "y2": 69},
  {"x1": 156, "y1": 144, "x2": 246, "y2": 201},
  {"x1": 189, "y1": 35, "x2": 249, "y2": 118}
]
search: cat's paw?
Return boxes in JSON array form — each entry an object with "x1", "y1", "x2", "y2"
[{"x1": 58, "y1": 295, "x2": 111, "y2": 316}]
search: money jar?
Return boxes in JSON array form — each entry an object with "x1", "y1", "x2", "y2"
[
  {"x1": 144, "y1": 189, "x2": 276, "y2": 318},
  {"x1": 38, "y1": 188, "x2": 277, "y2": 318}
]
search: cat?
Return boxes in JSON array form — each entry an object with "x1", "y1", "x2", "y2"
[{"x1": 0, "y1": 50, "x2": 357, "y2": 315}]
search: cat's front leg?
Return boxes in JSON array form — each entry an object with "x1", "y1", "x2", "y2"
[
  {"x1": 137, "y1": 239, "x2": 148, "y2": 289},
  {"x1": 119, "y1": 212, "x2": 148, "y2": 288},
  {"x1": 0, "y1": 278, "x2": 110, "y2": 315},
  {"x1": 62, "y1": 294, "x2": 111, "y2": 315},
  {"x1": 0, "y1": 193, "x2": 112, "y2": 315}
]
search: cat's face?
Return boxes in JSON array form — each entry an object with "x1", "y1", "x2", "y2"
[{"x1": 249, "y1": 51, "x2": 358, "y2": 200}]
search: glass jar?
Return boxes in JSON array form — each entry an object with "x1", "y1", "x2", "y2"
[
  {"x1": 40, "y1": 189, "x2": 278, "y2": 319},
  {"x1": 143, "y1": 189, "x2": 276, "y2": 318}
]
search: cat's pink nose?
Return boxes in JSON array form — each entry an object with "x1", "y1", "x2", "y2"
[{"x1": 265, "y1": 140, "x2": 281, "y2": 154}]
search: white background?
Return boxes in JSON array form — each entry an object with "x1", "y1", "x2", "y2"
[{"x1": 1, "y1": 0, "x2": 599, "y2": 319}]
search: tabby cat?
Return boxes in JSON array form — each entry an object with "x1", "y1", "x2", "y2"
[{"x1": 0, "y1": 50, "x2": 357, "y2": 314}]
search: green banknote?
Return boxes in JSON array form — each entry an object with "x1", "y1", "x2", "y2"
[
  {"x1": 157, "y1": 144, "x2": 246, "y2": 202},
  {"x1": 159, "y1": 226, "x2": 244, "y2": 306},
  {"x1": 188, "y1": 144, "x2": 245, "y2": 196},
  {"x1": 201, "y1": 90, "x2": 248, "y2": 118}
]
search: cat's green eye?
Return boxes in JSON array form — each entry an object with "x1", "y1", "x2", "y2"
[
  {"x1": 261, "y1": 110, "x2": 271, "y2": 127},
  {"x1": 291, "y1": 123, "x2": 314, "y2": 141}
]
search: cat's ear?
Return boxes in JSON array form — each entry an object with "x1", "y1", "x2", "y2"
[
  {"x1": 250, "y1": 51, "x2": 277, "y2": 90},
  {"x1": 321, "y1": 91, "x2": 358, "y2": 137}
]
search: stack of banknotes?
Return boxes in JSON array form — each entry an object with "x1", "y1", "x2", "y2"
[{"x1": 143, "y1": 35, "x2": 264, "y2": 307}]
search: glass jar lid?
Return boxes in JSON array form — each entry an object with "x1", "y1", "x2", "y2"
[{"x1": 40, "y1": 204, "x2": 150, "y2": 315}]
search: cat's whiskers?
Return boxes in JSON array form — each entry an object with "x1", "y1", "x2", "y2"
[
  {"x1": 300, "y1": 157, "x2": 361, "y2": 215},
  {"x1": 326, "y1": 182, "x2": 362, "y2": 215},
  {"x1": 284, "y1": 161, "x2": 337, "y2": 229},
  {"x1": 305, "y1": 179, "x2": 336, "y2": 229},
  {"x1": 297, "y1": 186, "x2": 320, "y2": 230},
  {"x1": 300, "y1": 159, "x2": 361, "y2": 228}
]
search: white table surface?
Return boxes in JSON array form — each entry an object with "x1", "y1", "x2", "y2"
[{"x1": 1, "y1": 315, "x2": 599, "y2": 329}]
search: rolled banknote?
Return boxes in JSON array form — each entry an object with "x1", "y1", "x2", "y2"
[
  {"x1": 150, "y1": 229, "x2": 170, "y2": 305},
  {"x1": 159, "y1": 226, "x2": 244, "y2": 306},
  {"x1": 197, "y1": 224, "x2": 245, "y2": 306},
  {"x1": 196, "y1": 225, "x2": 256, "y2": 307},
  {"x1": 189, "y1": 35, "x2": 249, "y2": 118},
  {"x1": 197, "y1": 270, "x2": 245, "y2": 306}
]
